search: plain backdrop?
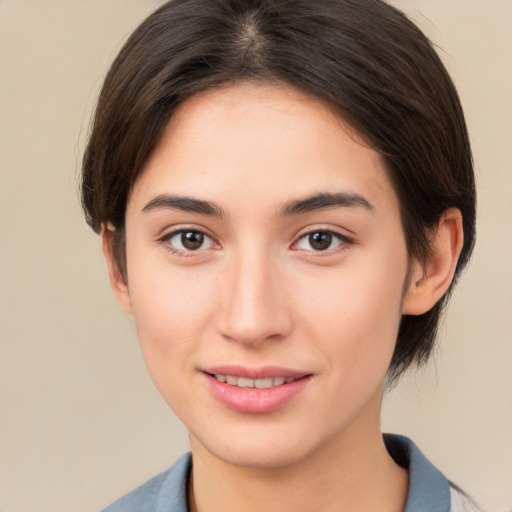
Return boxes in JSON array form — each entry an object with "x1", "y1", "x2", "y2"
[{"x1": 0, "y1": 1, "x2": 511, "y2": 511}]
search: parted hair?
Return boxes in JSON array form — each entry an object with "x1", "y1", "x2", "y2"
[{"x1": 81, "y1": 0, "x2": 476, "y2": 383}]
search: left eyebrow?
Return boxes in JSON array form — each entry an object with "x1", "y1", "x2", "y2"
[
  {"x1": 142, "y1": 194, "x2": 226, "y2": 217},
  {"x1": 279, "y1": 192, "x2": 375, "y2": 216}
]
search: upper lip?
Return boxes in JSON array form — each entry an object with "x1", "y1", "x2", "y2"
[{"x1": 201, "y1": 365, "x2": 312, "y2": 380}]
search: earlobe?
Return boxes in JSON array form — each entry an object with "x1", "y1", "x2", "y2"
[
  {"x1": 101, "y1": 224, "x2": 133, "y2": 316},
  {"x1": 402, "y1": 208, "x2": 464, "y2": 316}
]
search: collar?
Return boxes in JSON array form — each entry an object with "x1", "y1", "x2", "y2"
[{"x1": 384, "y1": 433, "x2": 451, "y2": 512}]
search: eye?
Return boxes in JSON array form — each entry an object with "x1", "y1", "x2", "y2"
[
  {"x1": 294, "y1": 230, "x2": 349, "y2": 252},
  {"x1": 164, "y1": 229, "x2": 216, "y2": 253}
]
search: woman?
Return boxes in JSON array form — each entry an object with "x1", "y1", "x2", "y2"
[{"x1": 81, "y1": 0, "x2": 478, "y2": 510}]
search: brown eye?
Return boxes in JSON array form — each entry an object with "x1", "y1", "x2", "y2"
[
  {"x1": 181, "y1": 231, "x2": 204, "y2": 250},
  {"x1": 308, "y1": 232, "x2": 333, "y2": 251},
  {"x1": 295, "y1": 230, "x2": 348, "y2": 253},
  {"x1": 166, "y1": 229, "x2": 215, "y2": 253}
]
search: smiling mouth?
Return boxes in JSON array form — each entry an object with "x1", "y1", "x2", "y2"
[
  {"x1": 210, "y1": 374, "x2": 301, "y2": 389},
  {"x1": 204, "y1": 370, "x2": 312, "y2": 413}
]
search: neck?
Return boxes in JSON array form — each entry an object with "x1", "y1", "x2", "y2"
[{"x1": 188, "y1": 393, "x2": 408, "y2": 512}]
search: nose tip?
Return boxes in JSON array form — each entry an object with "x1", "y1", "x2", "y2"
[{"x1": 217, "y1": 258, "x2": 292, "y2": 346}]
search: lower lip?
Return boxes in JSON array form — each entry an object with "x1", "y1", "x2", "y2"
[{"x1": 204, "y1": 374, "x2": 311, "y2": 414}]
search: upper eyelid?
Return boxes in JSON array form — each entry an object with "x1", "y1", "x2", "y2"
[
  {"x1": 156, "y1": 225, "x2": 215, "y2": 241},
  {"x1": 157, "y1": 227, "x2": 217, "y2": 247},
  {"x1": 293, "y1": 227, "x2": 353, "y2": 242}
]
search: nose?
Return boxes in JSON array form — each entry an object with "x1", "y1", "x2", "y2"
[{"x1": 217, "y1": 248, "x2": 292, "y2": 346}]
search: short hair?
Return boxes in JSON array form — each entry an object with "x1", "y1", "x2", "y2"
[{"x1": 81, "y1": 0, "x2": 476, "y2": 383}]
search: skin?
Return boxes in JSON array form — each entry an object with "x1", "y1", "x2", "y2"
[{"x1": 103, "y1": 82, "x2": 463, "y2": 512}]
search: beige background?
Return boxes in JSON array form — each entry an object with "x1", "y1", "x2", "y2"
[{"x1": 0, "y1": 0, "x2": 510, "y2": 511}]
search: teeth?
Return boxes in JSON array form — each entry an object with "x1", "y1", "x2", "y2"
[
  {"x1": 213, "y1": 374, "x2": 297, "y2": 388},
  {"x1": 237, "y1": 377, "x2": 254, "y2": 388},
  {"x1": 255, "y1": 377, "x2": 273, "y2": 389}
]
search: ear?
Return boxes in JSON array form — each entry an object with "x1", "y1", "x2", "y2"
[
  {"x1": 101, "y1": 224, "x2": 133, "y2": 316},
  {"x1": 402, "y1": 208, "x2": 464, "y2": 315}
]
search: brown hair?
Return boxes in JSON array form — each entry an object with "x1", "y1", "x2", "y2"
[{"x1": 81, "y1": 0, "x2": 476, "y2": 383}]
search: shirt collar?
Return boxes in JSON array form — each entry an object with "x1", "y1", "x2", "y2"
[{"x1": 384, "y1": 433, "x2": 451, "y2": 512}]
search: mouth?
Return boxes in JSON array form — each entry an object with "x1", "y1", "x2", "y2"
[
  {"x1": 202, "y1": 367, "x2": 313, "y2": 413},
  {"x1": 208, "y1": 374, "x2": 300, "y2": 389}
]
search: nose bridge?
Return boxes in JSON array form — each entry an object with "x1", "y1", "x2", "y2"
[{"x1": 219, "y1": 242, "x2": 290, "y2": 345}]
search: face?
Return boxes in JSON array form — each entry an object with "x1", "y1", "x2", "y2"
[{"x1": 115, "y1": 83, "x2": 413, "y2": 468}]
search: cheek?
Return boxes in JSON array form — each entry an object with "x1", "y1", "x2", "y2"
[
  {"x1": 297, "y1": 247, "x2": 408, "y2": 377},
  {"x1": 126, "y1": 257, "x2": 218, "y2": 385}
]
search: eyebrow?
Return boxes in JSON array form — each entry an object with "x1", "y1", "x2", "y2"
[
  {"x1": 141, "y1": 191, "x2": 374, "y2": 218},
  {"x1": 142, "y1": 194, "x2": 226, "y2": 217},
  {"x1": 279, "y1": 192, "x2": 374, "y2": 216}
]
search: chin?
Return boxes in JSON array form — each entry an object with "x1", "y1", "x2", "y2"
[
  {"x1": 215, "y1": 444, "x2": 308, "y2": 469},
  {"x1": 192, "y1": 426, "x2": 318, "y2": 470}
]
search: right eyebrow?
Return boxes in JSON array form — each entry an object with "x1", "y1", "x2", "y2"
[{"x1": 142, "y1": 194, "x2": 226, "y2": 218}]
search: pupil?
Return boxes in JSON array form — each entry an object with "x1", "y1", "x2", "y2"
[
  {"x1": 310, "y1": 232, "x2": 332, "y2": 251},
  {"x1": 182, "y1": 231, "x2": 204, "y2": 250}
]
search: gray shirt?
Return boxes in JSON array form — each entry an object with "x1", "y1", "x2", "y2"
[{"x1": 102, "y1": 434, "x2": 475, "y2": 512}]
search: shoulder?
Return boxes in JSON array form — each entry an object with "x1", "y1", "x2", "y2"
[{"x1": 101, "y1": 452, "x2": 192, "y2": 512}]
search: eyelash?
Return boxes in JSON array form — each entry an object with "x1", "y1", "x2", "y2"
[{"x1": 157, "y1": 228, "x2": 353, "y2": 257}]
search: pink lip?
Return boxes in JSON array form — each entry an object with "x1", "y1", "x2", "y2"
[{"x1": 202, "y1": 366, "x2": 313, "y2": 414}]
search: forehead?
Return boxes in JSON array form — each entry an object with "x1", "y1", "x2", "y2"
[{"x1": 129, "y1": 82, "x2": 399, "y2": 219}]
